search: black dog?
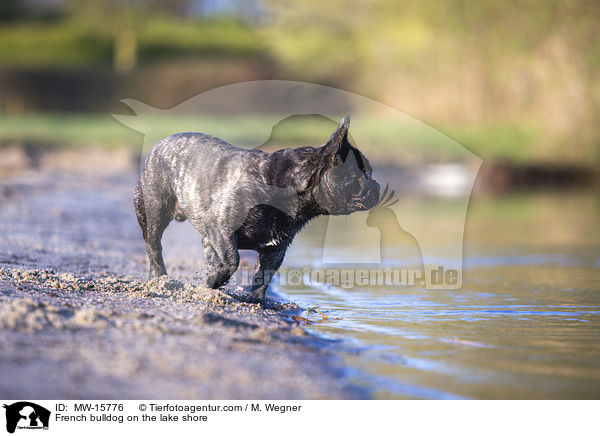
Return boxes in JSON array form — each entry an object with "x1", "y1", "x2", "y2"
[{"x1": 134, "y1": 116, "x2": 380, "y2": 303}]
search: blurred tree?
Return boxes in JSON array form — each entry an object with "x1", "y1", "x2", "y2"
[
  {"x1": 64, "y1": 0, "x2": 196, "y2": 72},
  {"x1": 261, "y1": 0, "x2": 600, "y2": 164},
  {"x1": 64, "y1": 0, "x2": 138, "y2": 72},
  {"x1": 0, "y1": 0, "x2": 20, "y2": 21}
]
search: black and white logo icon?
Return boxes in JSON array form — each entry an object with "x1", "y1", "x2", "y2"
[{"x1": 3, "y1": 402, "x2": 50, "y2": 434}]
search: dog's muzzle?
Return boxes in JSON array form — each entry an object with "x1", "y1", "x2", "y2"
[{"x1": 365, "y1": 182, "x2": 381, "y2": 209}]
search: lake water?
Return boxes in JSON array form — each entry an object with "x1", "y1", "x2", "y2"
[{"x1": 272, "y1": 190, "x2": 600, "y2": 399}]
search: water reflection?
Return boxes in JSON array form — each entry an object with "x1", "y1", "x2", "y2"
[{"x1": 275, "y1": 190, "x2": 600, "y2": 399}]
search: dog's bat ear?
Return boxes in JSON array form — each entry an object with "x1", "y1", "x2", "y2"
[
  {"x1": 322, "y1": 115, "x2": 351, "y2": 161},
  {"x1": 340, "y1": 114, "x2": 350, "y2": 130}
]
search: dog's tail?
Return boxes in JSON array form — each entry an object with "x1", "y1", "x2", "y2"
[{"x1": 134, "y1": 182, "x2": 148, "y2": 241}]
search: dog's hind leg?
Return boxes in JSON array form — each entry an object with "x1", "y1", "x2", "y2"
[
  {"x1": 134, "y1": 183, "x2": 148, "y2": 240},
  {"x1": 136, "y1": 182, "x2": 176, "y2": 279}
]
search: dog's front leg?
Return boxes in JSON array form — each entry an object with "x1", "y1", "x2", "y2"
[
  {"x1": 247, "y1": 249, "x2": 286, "y2": 305},
  {"x1": 202, "y1": 234, "x2": 240, "y2": 289}
]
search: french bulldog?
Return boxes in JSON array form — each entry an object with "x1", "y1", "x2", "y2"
[{"x1": 134, "y1": 116, "x2": 380, "y2": 304}]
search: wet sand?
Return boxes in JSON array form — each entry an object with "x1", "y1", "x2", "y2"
[{"x1": 0, "y1": 147, "x2": 364, "y2": 399}]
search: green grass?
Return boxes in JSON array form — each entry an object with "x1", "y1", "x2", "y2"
[
  {"x1": 0, "y1": 22, "x2": 113, "y2": 68},
  {"x1": 439, "y1": 123, "x2": 542, "y2": 164},
  {"x1": 0, "y1": 114, "x2": 140, "y2": 148},
  {"x1": 0, "y1": 17, "x2": 264, "y2": 68},
  {"x1": 0, "y1": 113, "x2": 594, "y2": 168}
]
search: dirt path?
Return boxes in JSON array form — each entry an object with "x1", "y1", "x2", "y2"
[{"x1": 0, "y1": 148, "x2": 364, "y2": 399}]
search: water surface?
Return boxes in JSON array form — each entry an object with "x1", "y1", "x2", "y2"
[{"x1": 274, "y1": 191, "x2": 600, "y2": 399}]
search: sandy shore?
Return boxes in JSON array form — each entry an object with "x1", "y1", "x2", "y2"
[{"x1": 0, "y1": 147, "x2": 365, "y2": 399}]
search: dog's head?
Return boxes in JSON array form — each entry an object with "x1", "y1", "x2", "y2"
[{"x1": 313, "y1": 116, "x2": 380, "y2": 215}]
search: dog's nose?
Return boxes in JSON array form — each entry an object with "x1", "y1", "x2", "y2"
[
  {"x1": 373, "y1": 181, "x2": 381, "y2": 197},
  {"x1": 372, "y1": 181, "x2": 381, "y2": 197},
  {"x1": 366, "y1": 182, "x2": 380, "y2": 209}
]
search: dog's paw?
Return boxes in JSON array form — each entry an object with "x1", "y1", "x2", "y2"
[{"x1": 246, "y1": 295, "x2": 267, "y2": 307}]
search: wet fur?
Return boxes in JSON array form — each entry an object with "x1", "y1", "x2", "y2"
[{"x1": 134, "y1": 116, "x2": 380, "y2": 304}]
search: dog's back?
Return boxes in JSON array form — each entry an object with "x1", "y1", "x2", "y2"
[
  {"x1": 135, "y1": 131, "x2": 276, "y2": 242},
  {"x1": 134, "y1": 117, "x2": 380, "y2": 303}
]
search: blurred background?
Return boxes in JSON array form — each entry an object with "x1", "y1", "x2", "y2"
[
  {"x1": 1, "y1": 0, "x2": 599, "y2": 399},
  {"x1": 0, "y1": 0, "x2": 598, "y2": 187}
]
